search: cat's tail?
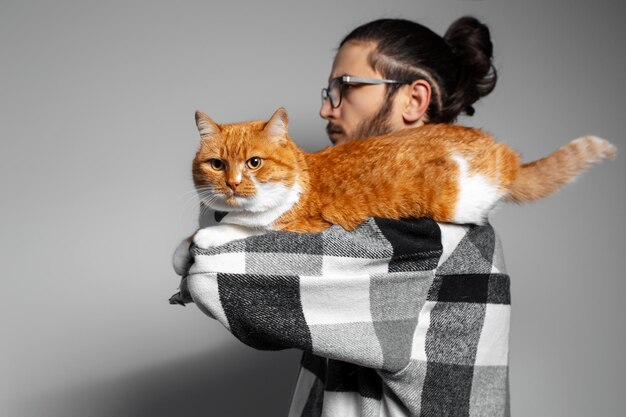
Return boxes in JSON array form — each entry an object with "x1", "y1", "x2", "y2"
[{"x1": 507, "y1": 135, "x2": 617, "y2": 203}]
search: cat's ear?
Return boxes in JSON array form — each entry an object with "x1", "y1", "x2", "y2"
[
  {"x1": 263, "y1": 107, "x2": 289, "y2": 141},
  {"x1": 195, "y1": 111, "x2": 221, "y2": 138}
]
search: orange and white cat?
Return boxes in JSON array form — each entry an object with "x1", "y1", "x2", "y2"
[{"x1": 187, "y1": 107, "x2": 616, "y2": 250}]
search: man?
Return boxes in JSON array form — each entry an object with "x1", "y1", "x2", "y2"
[
  {"x1": 175, "y1": 17, "x2": 509, "y2": 417},
  {"x1": 320, "y1": 40, "x2": 431, "y2": 144}
]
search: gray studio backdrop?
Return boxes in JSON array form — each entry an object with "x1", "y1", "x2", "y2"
[{"x1": 2, "y1": 1, "x2": 624, "y2": 416}]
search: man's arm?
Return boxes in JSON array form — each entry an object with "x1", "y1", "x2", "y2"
[{"x1": 174, "y1": 217, "x2": 443, "y2": 373}]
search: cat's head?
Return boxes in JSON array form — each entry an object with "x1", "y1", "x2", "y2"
[{"x1": 192, "y1": 107, "x2": 304, "y2": 213}]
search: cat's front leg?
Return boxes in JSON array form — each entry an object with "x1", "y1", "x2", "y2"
[{"x1": 193, "y1": 224, "x2": 266, "y2": 249}]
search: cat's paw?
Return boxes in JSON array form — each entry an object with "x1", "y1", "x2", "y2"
[
  {"x1": 193, "y1": 227, "x2": 248, "y2": 249},
  {"x1": 193, "y1": 224, "x2": 267, "y2": 249},
  {"x1": 193, "y1": 228, "x2": 220, "y2": 249}
]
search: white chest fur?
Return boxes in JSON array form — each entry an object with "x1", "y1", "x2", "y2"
[
  {"x1": 193, "y1": 179, "x2": 303, "y2": 249},
  {"x1": 451, "y1": 154, "x2": 503, "y2": 225},
  {"x1": 220, "y1": 179, "x2": 302, "y2": 228}
]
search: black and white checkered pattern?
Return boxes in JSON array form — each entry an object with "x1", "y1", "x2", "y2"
[{"x1": 176, "y1": 217, "x2": 510, "y2": 416}]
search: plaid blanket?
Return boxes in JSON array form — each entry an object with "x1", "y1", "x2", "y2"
[{"x1": 173, "y1": 217, "x2": 510, "y2": 416}]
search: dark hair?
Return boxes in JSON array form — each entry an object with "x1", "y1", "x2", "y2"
[{"x1": 340, "y1": 17, "x2": 497, "y2": 123}]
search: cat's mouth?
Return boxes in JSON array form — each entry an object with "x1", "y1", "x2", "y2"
[
  {"x1": 201, "y1": 193, "x2": 248, "y2": 209},
  {"x1": 225, "y1": 196, "x2": 239, "y2": 206},
  {"x1": 229, "y1": 190, "x2": 253, "y2": 198},
  {"x1": 225, "y1": 192, "x2": 253, "y2": 206}
]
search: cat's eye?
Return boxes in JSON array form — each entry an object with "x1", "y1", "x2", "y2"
[
  {"x1": 208, "y1": 159, "x2": 224, "y2": 171},
  {"x1": 246, "y1": 157, "x2": 262, "y2": 170}
]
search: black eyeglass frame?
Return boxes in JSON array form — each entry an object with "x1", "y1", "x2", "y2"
[{"x1": 321, "y1": 75, "x2": 413, "y2": 108}]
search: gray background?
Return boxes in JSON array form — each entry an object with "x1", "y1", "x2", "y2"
[{"x1": 2, "y1": 1, "x2": 624, "y2": 416}]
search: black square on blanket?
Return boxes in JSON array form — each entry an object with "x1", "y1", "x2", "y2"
[{"x1": 218, "y1": 273, "x2": 313, "y2": 351}]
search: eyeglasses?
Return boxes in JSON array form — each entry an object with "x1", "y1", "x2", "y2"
[{"x1": 321, "y1": 75, "x2": 412, "y2": 108}]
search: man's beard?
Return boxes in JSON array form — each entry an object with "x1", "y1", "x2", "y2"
[
  {"x1": 325, "y1": 99, "x2": 395, "y2": 143},
  {"x1": 351, "y1": 99, "x2": 394, "y2": 140}
]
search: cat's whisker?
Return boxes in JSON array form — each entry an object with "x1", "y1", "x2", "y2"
[
  {"x1": 200, "y1": 204, "x2": 213, "y2": 219},
  {"x1": 199, "y1": 194, "x2": 221, "y2": 209},
  {"x1": 177, "y1": 195, "x2": 210, "y2": 217},
  {"x1": 177, "y1": 187, "x2": 213, "y2": 200},
  {"x1": 177, "y1": 187, "x2": 215, "y2": 205},
  {"x1": 177, "y1": 188, "x2": 218, "y2": 224},
  {"x1": 179, "y1": 192, "x2": 204, "y2": 211},
  {"x1": 177, "y1": 189, "x2": 201, "y2": 197}
]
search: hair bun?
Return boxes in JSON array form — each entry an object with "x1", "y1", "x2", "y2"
[{"x1": 443, "y1": 16, "x2": 497, "y2": 117}]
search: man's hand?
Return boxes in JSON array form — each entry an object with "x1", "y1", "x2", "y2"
[
  {"x1": 172, "y1": 236, "x2": 194, "y2": 276},
  {"x1": 169, "y1": 277, "x2": 193, "y2": 306}
]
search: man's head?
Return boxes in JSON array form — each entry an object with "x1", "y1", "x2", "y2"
[
  {"x1": 320, "y1": 18, "x2": 498, "y2": 144},
  {"x1": 320, "y1": 41, "x2": 431, "y2": 144}
]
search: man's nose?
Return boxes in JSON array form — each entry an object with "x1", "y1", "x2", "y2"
[{"x1": 319, "y1": 96, "x2": 334, "y2": 120}]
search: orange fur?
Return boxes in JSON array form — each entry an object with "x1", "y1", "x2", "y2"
[{"x1": 192, "y1": 108, "x2": 616, "y2": 232}]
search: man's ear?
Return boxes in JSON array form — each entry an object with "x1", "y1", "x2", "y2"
[
  {"x1": 195, "y1": 111, "x2": 221, "y2": 138},
  {"x1": 264, "y1": 107, "x2": 289, "y2": 137},
  {"x1": 402, "y1": 80, "x2": 431, "y2": 124}
]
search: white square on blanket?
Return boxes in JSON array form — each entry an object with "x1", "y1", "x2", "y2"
[
  {"x1": 322, "y1": 255, "x2": 390, "y2": 276},
  {"x1": 474, "y1": 303, "x2": 510, "y2": 366},
  {"x1": 410, "y1": 300, "x2": 437, "y2": 361},
  {"x1": 437, "y1": 223, "x2": 470, "y2": 267},
  {"x1": 189, "y1": 252, "x2": 247, "y2": 274},
  {"x1": 300, "y1": 274, "x2": 372, "y2": 325}
]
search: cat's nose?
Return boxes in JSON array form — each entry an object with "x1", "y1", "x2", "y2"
[{"x1": 227, "y1": 180, "x2": 240, "y2": 191}]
